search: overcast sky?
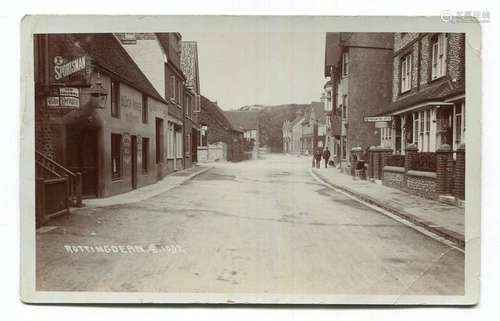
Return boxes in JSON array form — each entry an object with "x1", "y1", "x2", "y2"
[{"x1": 182, "y1": 32, "x2": 326, "y2": 110}]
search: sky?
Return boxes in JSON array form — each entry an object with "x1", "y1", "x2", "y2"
[{"x1": 182, "y1": 32, "x2": 326, "y2": 110}]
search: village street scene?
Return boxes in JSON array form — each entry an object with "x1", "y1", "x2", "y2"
[{"x1": 35, "y1": 32, "x2": 466, "y2": 295}]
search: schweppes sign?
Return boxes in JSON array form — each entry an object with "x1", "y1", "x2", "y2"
[{"x1": 50, "y1": 55, "x2": 92, "y2": 86}]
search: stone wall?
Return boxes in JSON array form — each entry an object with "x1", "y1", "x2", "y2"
[
  {"x1": 382, "y1": 166, "x2": 405, "y2": 189},
  {"x1": 406, "y1": 170, "x2": 437, "y2": 199}
]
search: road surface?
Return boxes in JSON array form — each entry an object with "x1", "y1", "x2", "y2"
[{"x1": 36, "y1": 153, "x2": 464, "y2": 295}]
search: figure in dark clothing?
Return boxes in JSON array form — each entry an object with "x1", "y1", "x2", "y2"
[
  {"x1": 314, "y1": 149, "x2": 322, "y2": 169},
  {"x1": 322, "y1": 147, "x2": 331, "y2": 168}
]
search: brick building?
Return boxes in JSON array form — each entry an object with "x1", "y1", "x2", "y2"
[
  {"x1": 198, "y1": 96, "x2": 245, "y2": 162},
  {"x1": 180, "y1": 41, "x2": 202, "y2": 164},
  {"x1": 324, "y1": 33, "x2": 394, "y2": 167},
  {"x1": 35, "y1": 33, "x2": 171, "y2": 202},
  {"x1": 375, "y1": 33, "x2": 466, "y2": 154}
]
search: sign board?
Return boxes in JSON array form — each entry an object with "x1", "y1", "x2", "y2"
[
  {"x1": 49, "y1": 55, "x2": 92, "y2": 87},
  {"x1": 375, "y1": 121, "x2": 391, "y2": 128},
  {"x1": 364, "y1": 116, "x2": 392, "y2": 122},
  {"x1": 46, "y1": 97, "x2": 60, "y2": 107},
  {"x1": 59, "y1": 87, "x2": 79, "y2": 98},
  {"x1": 60, "y1": 96, "x2": 80, "y2": 108}
]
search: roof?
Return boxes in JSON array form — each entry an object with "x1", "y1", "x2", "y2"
[
  {"x1": 47, "y1": 33, "x2": 167, "y2": 103},
  {"x1": 180, "y1": 41, "x2": 200, "y2": 95},
  {"x1": 200, "y1": 96, "x2": 244, "y2": 133},
  {"x1": 224, "y1": 111, "x2": 260, "y2": 131},
  {"x1": 381, "y1": 78, "x2": 465, "y2": 115}
]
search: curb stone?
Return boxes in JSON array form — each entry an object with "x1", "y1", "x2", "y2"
[{"x1": 311, "y1": 169, "x2": 465, "y2": 250}]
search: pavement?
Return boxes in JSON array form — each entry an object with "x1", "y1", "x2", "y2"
[
  {"x1": 310, "y1": 161, "x2": 465, "y2": 249},
  {"x1": 36, "y1": 153, "x2": 464, "y2": 296},
  {"x1": 80, "y1": 165, "x2": 211, "y2": 208}
]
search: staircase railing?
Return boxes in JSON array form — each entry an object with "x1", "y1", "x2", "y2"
[{"x1": 35, "y1": 151, "x2": 82, "y2": 207}]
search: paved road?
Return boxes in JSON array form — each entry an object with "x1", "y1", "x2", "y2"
[{"x1": 36, "y1": 154, "x2": 464, "y2": 295}]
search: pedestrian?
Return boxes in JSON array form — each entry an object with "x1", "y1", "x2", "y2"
[
  {"x1": 314, "y1": 148, "x2": 322, "y2": 169},
  {"x1": 322, "y1": 147, "x2": 331, "y2": 168}
]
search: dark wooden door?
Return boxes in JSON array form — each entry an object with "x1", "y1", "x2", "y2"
[
  {"x1": 80, "y1": 130, "x2": 98, "y2": 197},
  {"x1": 66, "y1": 128, "x2": 98, "y2": 198},
  {"x1": 131, "y1": 135, "x2": 137, "y2": 189}
]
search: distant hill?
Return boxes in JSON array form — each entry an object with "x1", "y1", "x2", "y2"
[{"x1": 229, "y1": 103, "x2": 310, "y2": 152}]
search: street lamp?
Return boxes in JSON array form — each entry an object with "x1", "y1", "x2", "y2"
[{"x1": 88, "y1": 72, "x2": 108, "y2": 109}]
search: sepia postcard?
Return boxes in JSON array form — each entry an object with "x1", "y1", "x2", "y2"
[{"x1": 20, "y1": 15, "x2": 481, "y2": 305}]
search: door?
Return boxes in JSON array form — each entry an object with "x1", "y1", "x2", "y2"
[
  {"x1": 131, "y1": 135, "x2": 138, "y2": 189},
  {"x1": 67, "y1": 128, "x2": 98, "y2": 198}
]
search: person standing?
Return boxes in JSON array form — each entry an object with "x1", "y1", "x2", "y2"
[
  {"x1": 314, "y1": 148, "x2": 322, "y2": 169},
  {"x1": 322, "y1": 147, "x2": 331, "y2": 168}
]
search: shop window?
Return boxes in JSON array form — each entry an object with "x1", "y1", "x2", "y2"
[
  {"x1": 111, "y1": 80, "x2": 120, "y2": 118},
  {"x1": 431, "y1": 33, "x2": 448, "y2": 80},
  {"x1": 175, "y1": 130, "x2": 183, "y2": 158},
  {"x1": 111, "y1": 133, "x2": 122, "y2": 179},
  {"x1": 155, "y1": 118, "x2": 164, "y2": 163},
  {"x1": 142, "y1": 94, "x2": 148, "y2": 124},
  {"x1": 400, "y1": 53, "x2": 412, "y2": 93},
  {"x1": 414, "y1": 112, "x2": 420, "y2": 147},
  {"x1": 142, "y1": 137, "x2": 149, "y2": 173},
  {"x1": 167, "y1": 122, "x2": 175, "y2": 159},
  {"x1": 185, "y1": 134, "x2": 191, "y2": 155}
]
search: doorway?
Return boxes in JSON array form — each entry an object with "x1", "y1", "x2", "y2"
[
  {"x1": 66, "y1": 128, "x2": 98, "y2": 198},
  {"x1": 131, "y1": 135, "x2": 138, "y2": 189}
]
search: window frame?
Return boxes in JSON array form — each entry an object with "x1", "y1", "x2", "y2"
[
  {"x1": 342, "y1": 50, "x2": 349, "y2": 77},
  {"x1": 170, "y1": 75, "x2": 176, "y2": 101},
  {"x1": 142, "y1": 137, "x2": 149, "y2": 173},
  {"x1": 111, "y1": 80, "x2": 120, "y2": 118},
  {"x1": 111, "y1": 133, "x2": 122, "y2": 180},
  {"x1": 400, "y1": 53, "x2": 412, "y2": 93},
  {"x1": 142, "y1": 94, "x2": 148, "y2": 124},
  {"x1": 431, "y1": 33, "x2": 448, "y2": 80}
]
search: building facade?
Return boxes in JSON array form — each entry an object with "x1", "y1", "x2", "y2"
[
  {"x1": 198, "y1": 96, "x2": 246, "y2": 162},
  {"x1": 35, "y1": 33, "x2": 171, "y2": 199},
  {"x1": 324, "y1": 33, "x2": 394, "y2": 167},
  {"x1": 376, "y1": 33, "x2": 466, "y2": 154},
  {"x1": 224, "y1": 111, "x2": 260, "y2": 159}
]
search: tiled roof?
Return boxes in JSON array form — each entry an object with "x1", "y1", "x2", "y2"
[
  {"x1": 48, "y1": 33, "x2": 167, "y2": 103},
  {"x1": 224, "y1": 111, "x2": 259, "y2": 131},
  {"x1": 200, "y1": 96, "x2": 243, "y2": 133},
  {"x1": 382, "y1": 78, "x2": 465, "y2": 115},
  {"x1": 180, "y1": 41, "x2": 200, "y2": 94}
]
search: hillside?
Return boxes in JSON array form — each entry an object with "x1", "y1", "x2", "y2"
[{"x1": 230, "y1": 104, "x2": 310, "y2": 152}]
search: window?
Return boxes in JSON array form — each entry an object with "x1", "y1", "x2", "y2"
[
  {"x1": 177, "y1": 81, "x2": 182, "y2": 105},
  {"x1": 155, "y1": 118, "x2": 164, "y2": 163},
  {"x1": 185, "y1": 95, "x2": 190, "y2": 117},
  {"x1": 170, "y1": 75, "x2": 176, "y2": 101},
  {"x1": 111, "y1": 80, "x2": 120, "y2": 117},
  {"x1": 455, "y1": 102, "x2": 465, "y2": 147},
  {"x1": 414, "y1": 112, "x2": 420, "y2": 147},
  {"x1": 185, "y1": 134, "x2": 191, "y2": 155},
  {"x1": 193, "y1": 95, "x2": 201, "y2": 112},
  {"x1": 400, "y1": 53, "x2": 412, "y2": 93},
  {"x1": 111, "y1": 133, "x2": 122, "y2": 179},
  {"x1": 167, "y1": 122, "x2": 175, "y2": 158},
  {"x1": 342, "y1": 50, "x2": 349, "y2": 76},
  {"x1": 142, "y1": 94, "x2": 148, "y2": 124},
  {"x1": 431, "y1": 33, "x2": 448, "y2": 80},
  {"x1": 342, "y1": 95, "x2": 348, "y2": 120},
  {"x1": 425, "y1": 110, "x2": 431, "y2": 151},
  {"x1": 142, "y1": 137, "x2": 149, "y2": 173},
  {"x1": 175, "y1": 131, "x2": 183, "y2": 158}
]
